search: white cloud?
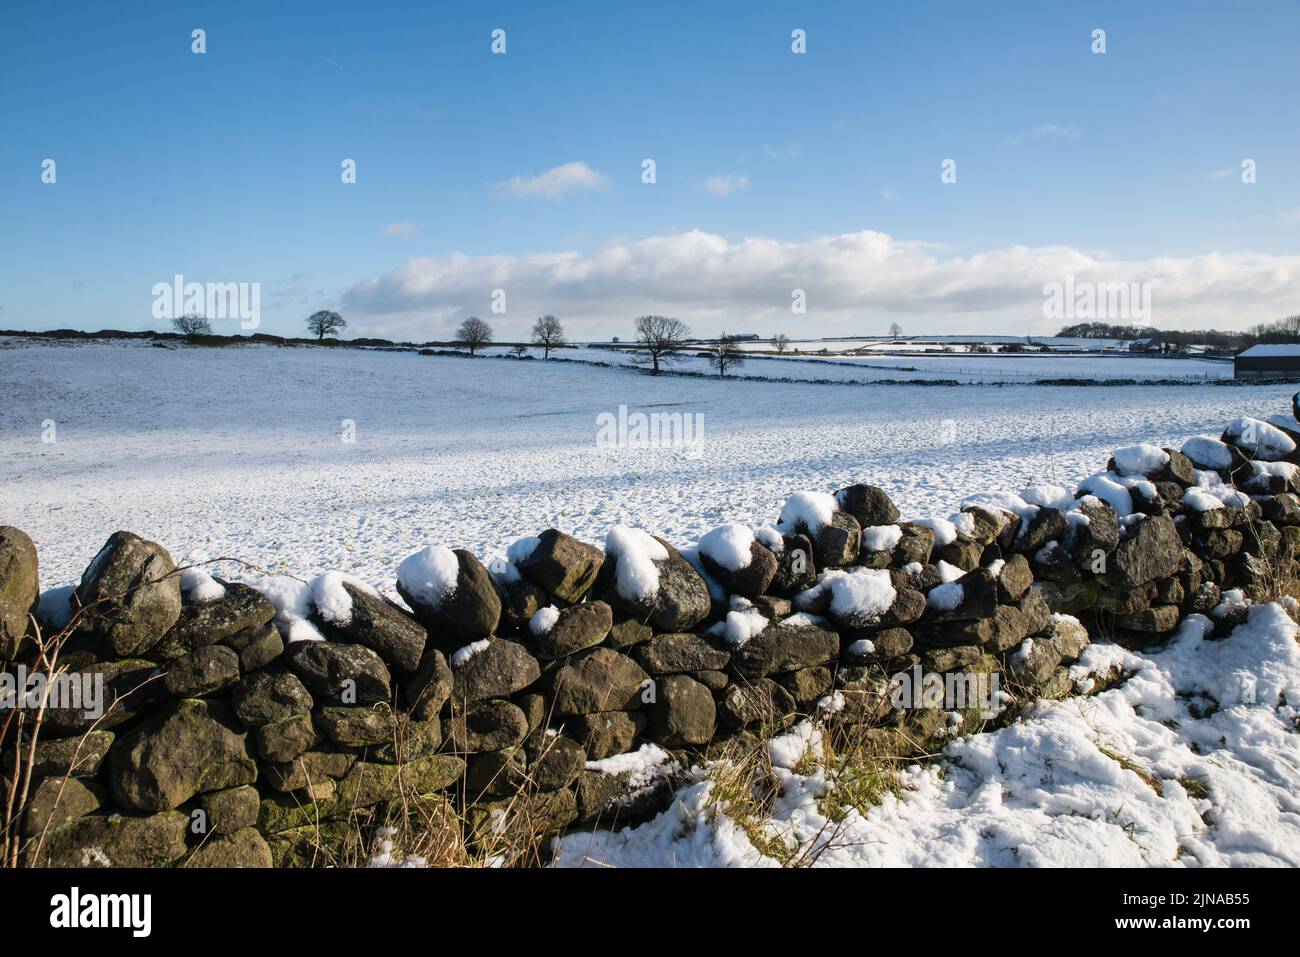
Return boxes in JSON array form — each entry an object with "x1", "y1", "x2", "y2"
[
  {"x1": 493, "y1": 161, "x2": 608, "y2": 199},
  {"x1": 1211, "y1": 169, "x2": 1235, "y2": 181},
  {"x1": 1282, "y1": 209, "x2": 1300, "y2": 223},
  {"x1": 703, "y1": 174, "x2": 749, "y2": 197},
  {"x1": 1002, "y1": 124, "x2": 1082, "y2": 147},
  {"x1": 881, "y1": 187, "x2": 898, "y2": 201},
  {"x1": 380, "y1": 221, "x2": 420, "y2": 238},
  {"x1": 341, "y1": 228, "x2": 1300, "y2": 339}
]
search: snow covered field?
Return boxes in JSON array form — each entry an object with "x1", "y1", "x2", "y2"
[
  {"x1": 0, "y1": 337, "x2": 1289, "y2": 590},
  {"x1": 567, "y1": 345, "x2": 1230, "y2": 384},
  {"x1": 783, "y1": 353, "x2": 1229, "y2": 382}
]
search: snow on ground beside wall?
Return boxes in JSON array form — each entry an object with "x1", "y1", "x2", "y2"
[
  {"x1": 0, "y1": 338, "x2": 1293, "y2": 592},
  {"x1": 552, "y1": 603, "x2": 1300, "y2": 868}
]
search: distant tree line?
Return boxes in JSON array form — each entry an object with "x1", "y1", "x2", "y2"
[
  {"x1": 1055, "y1": 322, "x2": 1160, "y2": 340},
  {"x1": 1245, "y1": 314, "x2": 1300, "y2": 344},
  {"x1": 1055, "y1": 318, "x2": 1300, "y2": 352}
]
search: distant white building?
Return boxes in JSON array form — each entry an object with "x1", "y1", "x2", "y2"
[{"x1": 1234, "y1": 344, "x2": 1300, "y2": 379}]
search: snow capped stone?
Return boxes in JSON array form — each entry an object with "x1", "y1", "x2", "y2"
[
  {"x1": 935, "y1": 560, "x2": 965, "y2": 583},
  {"x1": 529, "y1": 605, "x2": 561, "y2": 636},
  {"x1": 915, "y1": 516, "x2": 958, "y2": 547},
  {"x1": 604, "y1": 526, "x2": 669, "y2": 601},
  {"x1": 754, "y1": 526, "x2": 784, "y2": 554},
  {"x1": 926, "y1": 581, "x2": 964, "y2": 612},
  {"x1": 450, "y1": 638, "x2": 491, "y2": 668},
  {"x1": 506, "y1": 535, "x2": 541, "y2": 564},
  {"x1": 965, "y1": 489, "x2": 1038, "y2": 518},
  {"x1": 1183, "y1": 488, "x2": 1224, "y2": 512},
  {"x1": 1111, "y1": 444, "x2": 1170, "y2": 477},
  {"x1": 782, "y1": 612, "x2": 829, "y2": 629},
  {"x1": 311, "y1": 571, "x2": 380, "y2": 627},
  {"x1": 253, "y1": 574, "x2": 325, "y2": 643},
  {"x1": 778, "y1": 491, "x2": 839, "y2": 534},
  {"x1": 486, "y1": 557, "x2": 522, "y2": 585},
  {"x1": 179, "y1": 566, "x2": 226, "y2": 603},
  {"x1": 585, "y1": 743, "x2": 674, "y2": 788},
  {"x1": 861, "y1": 524, "x2": 903, "y2": 552},
  {"x1": 1224, "y1": 417, "x2": 1296, "y2": 461},
  {"x1": 1181, "y1": 435, "x2": 1234, "y2": 470},
  {"x1": 698, "y1": 523, "x2": 755, "y2": 572},
  {"x1": 1018, "y1": 485, "x2": 1076, "y2": 512},
  {"x1": 797, "y1": 567, "x2": 896, "y2": 627},
  {"x1": 1077, "y1": 472, "x2": 1135, "y2": 517},
  {"x1": 397, "y1": 546, "x2": 460, "y2": 608},
  {"x1": 709, "y1": 605, "x2": 769, "y2": 648},
  {"x1": 949, "y1": 511, "x2": 977, "y2": 537}
]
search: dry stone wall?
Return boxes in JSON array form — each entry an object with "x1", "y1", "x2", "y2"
[{"x1": 4, "y1": 405, "x2": 1300, "y2": 866}]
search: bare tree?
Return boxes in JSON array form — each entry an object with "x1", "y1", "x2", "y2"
[
  {"x1": 307, "y1": 310, "x2": 347, "y2": 340},
  {"x1": 511, "y1": 344, "x2": 528, "y2": 359},
  {"x1": 456, "y1": 316, "x2": 493, "y2": 356},
  {"x1": 888, "y1": 322, "x2": 903, "y2": 339},
  {"x1": 771, "y1": 333, "x2": 789, "y2": 353},
  {"x1": 1249, "y1": 313, "x2": 1300, "y2": 342},
  {"x1": 632, "y1": 315, "x2": 692, "y2": 374},
  {"x1": 172, "y1": 313, "x2": 212, "y2": 337},
  {"x1": 531, "y1": 315, "x2": 567, "y2": 358},
  {"x1": 706, "y1": 333, "x2": 747, "y2": 378}
]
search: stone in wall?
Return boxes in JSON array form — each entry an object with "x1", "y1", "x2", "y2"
[
  {"x1": 75, "y1": 531, "x2": 182, "y2": 658},
  {"x1": 0, "y1": 526, "x2": 39, "y2": 660}
]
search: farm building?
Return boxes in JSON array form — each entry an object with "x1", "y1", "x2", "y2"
[{"x1": 1233, "y1": 344, "x2": 1300, "y2": 379}]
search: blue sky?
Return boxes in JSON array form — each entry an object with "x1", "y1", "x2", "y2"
[{"x1": 2, "y1": 0, "x2": 1297, "y2": 340}]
